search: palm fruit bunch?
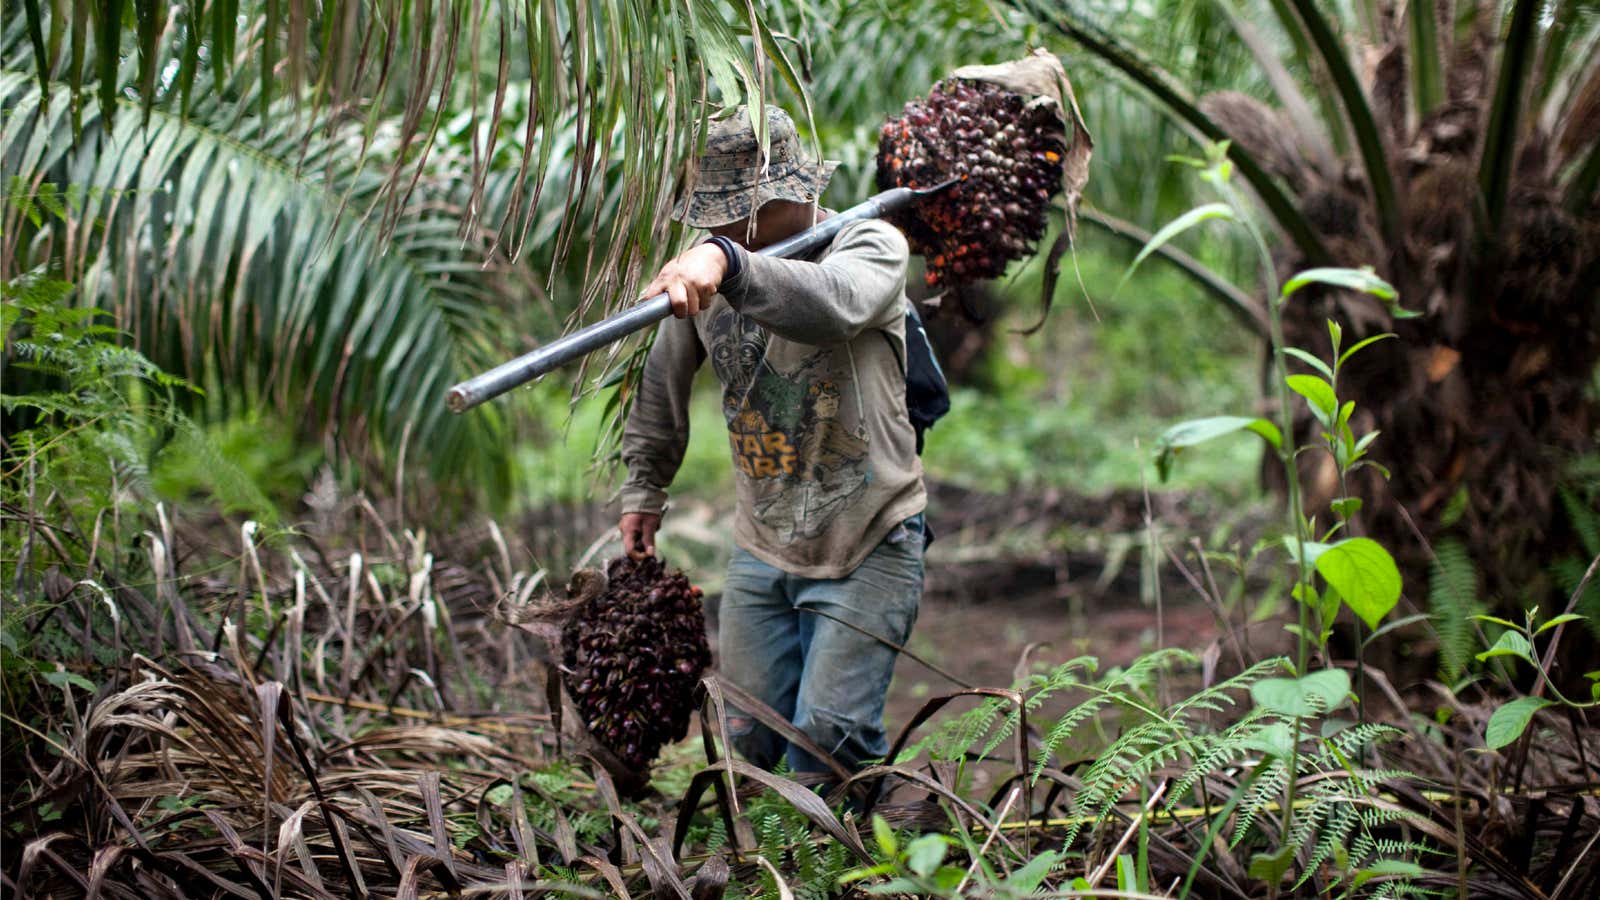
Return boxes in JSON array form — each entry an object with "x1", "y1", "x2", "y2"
[
  {"x1": 560, "y1": 555, "x2": 711, "y2": 771},
  {"x1": 876, "y1": 77, "x2": 1066, "y2": 289}
]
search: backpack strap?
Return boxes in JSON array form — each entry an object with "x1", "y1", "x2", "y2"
[{"x1": 884, "y1": 300, "x2": 951, "y2": 453}]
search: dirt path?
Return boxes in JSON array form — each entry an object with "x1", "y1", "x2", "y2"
[{"x1": 884, "y1": 589, "x2": 1221, "y2": 737}]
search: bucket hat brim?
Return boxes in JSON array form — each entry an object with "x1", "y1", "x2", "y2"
[{"x1": 675, "y1": 159, "x2": 840, "y2": 228}]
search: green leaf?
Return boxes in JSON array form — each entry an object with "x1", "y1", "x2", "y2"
[
  {"x1": 1330, "y1": 497, "x2": 1363, "y2": 520},
  {"x1": 1153, "y1": 416, "x2": 1282, "y2": 481},
  {"x1": 1471, "y1": 614, "x2": 1520, "y2": 630},
  {"x1": 836, "y1": 865, "x2": 896, "y2": 886},
  {"x1": 1352, "y1": 859, "x2": 1426, "y2": 889},
  {"x1": 1248, "y1": 844, "x2": 1296, "y2": 884},
  {"x1": 1251, "y1": 669, "x2": 1351, "y2": 717},
  {"x1": 1001, "y1": 850, "x2": 1060, "y2": 891},
  {"x1": 1242, "y1": 721, "x2": 1297, "y2": 758},
  {"x1": 1485, "y1": 697, "x2": 1553, "y2": 750},
  {"x1": 871, "y1": 815, "x2": 897, "y2": 858},
  {"x1": 1315, "y1": 538, "x2": 1402, "y2": 629},
  {"x1": 1286, "y1": 374, "x2": 1337, "y2": 424},
  {"x1": 1317, "y1": 583, "x2": 1342, "y2": 635},
  {"x1": 1282, "y1": 267, "x2": 1396, "y2": 301},
  {"x1": 905, "y1": 834, "x2": 948, "y2": 877},
  {"x1": 1116, "y1": 853, "x2": 1137, "y2": 892},
  {"x1": 42, "y1": 669, "x2": 97, "y2": 694},
  {"x1": 1535, "y1": 613, "x2": 1586, "y2": 635},
  {"x1": 1113, "y1": 203, "x2": 1235, "y2": 298},
  {"x1": 1282, "y1": 347, "x2": 1334, "y2": 379},
  {"x1": 1284, "y1": 537, "x2": 1334, "y2": 567},
  {"x1": 1476, "y1": 631, "x2": 1535, "y2": 666},
  {"x1": 1338, "y1": 333, "x2": 1396, "y2": 368}
]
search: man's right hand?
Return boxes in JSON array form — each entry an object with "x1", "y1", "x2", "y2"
[
  {"x1": 619, "y1": 512, "x2": 661, "y2": 559},
  {"x1": 643, "y1": 244, "x2": 728, "y2": 319}
]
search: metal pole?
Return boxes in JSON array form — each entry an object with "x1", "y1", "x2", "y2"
[{"x1": 445, "y1": 185, "x2": 933, "y2": 413}]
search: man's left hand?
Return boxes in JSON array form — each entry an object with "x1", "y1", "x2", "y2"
[{"x1": 644, "y1": 244, "x2": 727, "y2": 319}]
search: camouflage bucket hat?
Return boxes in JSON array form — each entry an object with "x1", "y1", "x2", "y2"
[{"x1": 675, "y1": 106, "x2": 840, "y2": 228}]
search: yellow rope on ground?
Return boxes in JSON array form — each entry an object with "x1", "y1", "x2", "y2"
[{"x1": 299, "y1": 690, "x2": 551, "y2": 738}]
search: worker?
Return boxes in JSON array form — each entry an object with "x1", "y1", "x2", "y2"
[{"x1": 617, "y1": 105, "x2": 926, "y2": 779}]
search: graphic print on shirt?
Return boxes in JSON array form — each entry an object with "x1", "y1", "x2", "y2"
[{"x1": 708, "y1": 308, "x2": 871, "y2": 544}]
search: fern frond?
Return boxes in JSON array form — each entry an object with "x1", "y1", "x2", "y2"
[
  {"x1": 1166, "y1": 707, "x2": 1272, "y2": 806},
  {"x1": 1561, "y1": 487, "x2": 1600, "y2": 557},
  {"x1": 1429, "y1": 538, "x2": 1479, "y2": 681},
  {"x1": 1232, "y1": 757, "x2": 1287, "y2": 846},
  {"x1": 1170, "y1": 656, "x2": 1291, "y2": 718},
  {"x1": 1032, "y1": 692, "x2": 1118, "y2": 779}
]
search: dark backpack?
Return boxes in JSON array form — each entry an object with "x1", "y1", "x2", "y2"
[{"x1": 887, "y1": 300, "x2": 951, "y2": 453}]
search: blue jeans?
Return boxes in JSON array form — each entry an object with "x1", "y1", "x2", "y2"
[{"x1": 718, "y1": 515, "x2": 925, "y2": 775}]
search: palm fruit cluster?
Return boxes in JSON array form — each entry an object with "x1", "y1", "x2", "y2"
[
  {"x1": 560, "y1": 555, "x2": 711, "y2": 770},
  {"x1": 876, "y1": 78, "x2": 1066, "y2": 289}
]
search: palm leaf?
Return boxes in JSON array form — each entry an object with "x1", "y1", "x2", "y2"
[
  {"x1": 1480, "y1": 0, "x2": 1541, "y2": 230},
  {"x1": 1279, "y1": 0, "x2": 1403, "y2": 263},
  {"x1": 2, "y1": 63, "x2": 516, "y2": 492},
  {"x1": 21, "y1": 0, "x2": 788, "y2": 295},
  {"x1": 1407, "y1": 0, "x2": 1445, "y2": 117}
]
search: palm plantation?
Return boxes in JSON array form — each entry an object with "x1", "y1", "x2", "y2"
[{"x1": 3, "y1": 1, "x2": 1596, "y2": 896}]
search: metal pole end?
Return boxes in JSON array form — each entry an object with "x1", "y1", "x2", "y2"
[{"x1": 446, "y1": 386, "x2": 472, "y2": 414}]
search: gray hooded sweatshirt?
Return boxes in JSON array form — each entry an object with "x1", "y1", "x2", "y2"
[{"x1": 618, "y1": 218, "x2": 927, "y2": 579}]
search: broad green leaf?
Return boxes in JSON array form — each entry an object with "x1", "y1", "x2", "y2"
[
  {"x1": 1485, "y1": 697, "x2": 1553, "y2": 749},
  {"x1": 1282, "y1": 266, "x2": 1396, "y2": 301},
  {"x1": 1535, "y1": 613, "x2": 1586, "y2": 635},
  {"x1": 1475, "y1": 631, "x2": 1535, "y2": 666},
  {"x1": 1242, "y1": 721, "x2": 1297, "y2": 758},
  {"x1": 1315, "y1": 538, "x2": 1402, "y2": 629},
  {"x1": 1153, "y1": 416, "x2": 1282, "y2": 481},
  {"x1": 905, "y1": 834, "x2": 947, "y2": 877},
  {"x1": 1286, "y1": 373, "x2": 1337, "y2": 423},
  {"x1": 1251, "y1": 669, "x2": 1351, "y2": 717}
]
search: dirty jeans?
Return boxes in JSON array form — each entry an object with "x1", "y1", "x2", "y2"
[{"x1": 718, "y1": 515, "x2": 925, "y2": 776}]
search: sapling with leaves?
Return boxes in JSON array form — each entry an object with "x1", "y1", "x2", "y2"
[
  {"x1": 1131, "y1": 141, "x2": 1426, "y2": 895},
  {"x1": 1472, "y1": 607, "x2": 1600, "y2": 751}
]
